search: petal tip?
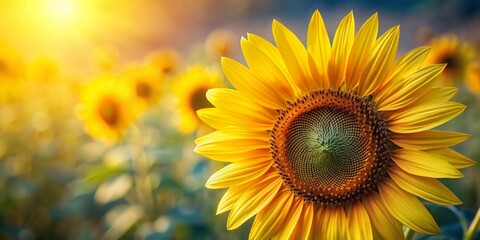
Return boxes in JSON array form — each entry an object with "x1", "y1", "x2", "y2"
[
  {"x1": 192, "y1": 144, "x2": 201, "y2": 153},
  {"x1": 216, "y1": 207, "x2": 227, "y2": 215},
  {"x1": 272, "y1": 19, "x2": 281, "y2": 27},
  {"x1": 205, "y1": 182, "x2": 215, "y2": 189}
]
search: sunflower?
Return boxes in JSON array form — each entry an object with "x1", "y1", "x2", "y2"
[
  {"x1": 205, "y1": 28, "x2": 239, "y2": 60},
  {"x1": 26, "y1": 56, "x2": 58, "y2": 83},
  {"x1": 465, "y1": 63, "x2": 480, "y2": 98},
  {"x1": 122, "y1": 66, "x2": 164, "y2": 105},
  {"x1": 424, "y1": 34, "x2": 475, "y2": 86},
  {"x1": 0, "y1": 42, "x2": 24, "y2": 101},
  {"x1": 0, "y1": 43, "x2": 24, "y2": 82},
  {"x1": 78, "y1": 76, "x2": 145, "y2": 141},
  {"x1": 145, "y1": 48, "x2": 182, "y2": 76},
  {"x1": 93, "y1": 44, "x2": 120, "y2": 74},
  {"x1": 173, "y1": 65, "x2": 224, "y2": 133},
  {"x1": 194, "y1": 11, "x2": 476, "y2": 239}
]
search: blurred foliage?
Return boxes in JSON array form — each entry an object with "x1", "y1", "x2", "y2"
[{"x1": 0, "y1": 26, "x2": 246, "y2": 239}]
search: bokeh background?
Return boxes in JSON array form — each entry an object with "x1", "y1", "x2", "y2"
[{"x1": 1, "y1": 0, "x2": 480, "y2": 239}]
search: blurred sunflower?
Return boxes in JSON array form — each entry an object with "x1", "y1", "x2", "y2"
[
  {"x1": 465, "y1": 63, "x2": 480, "y2": 98},
  {"x1": 195, "y1": 10, "x2": 475, "y2": 239},
  {"x1": 26, "y1": 56, "x2": 59, "y2": 83},
  {"x1": 78, "y1": 77, "x2": 145, "y2": 141},
  {"x1": 93, "y1": 44, "x2": 120, "y2": 74},
  {"x1": 0, "y1": 43, "x2": 24, "y2": 101},
  {"x1": 205, "y1": 29, "x2": 239, "y2": 60},
  {"x1": 424, "y1": 34, "x2": 475, "y2": 86},
  {"x1": 122, "y1": 66, "x2": 164, "y2": 105},
  {"x1": 145, "y1": 48, "x2": 182, "y2": 76},
  {"x1": 173, "y1": 65, "x2": 224, "y2": 133},
  {"x1": 0, "y1": 43, "x2": 24, "y2": 81}
]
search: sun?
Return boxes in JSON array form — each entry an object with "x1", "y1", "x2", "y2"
[{"x1": 45, "y1": 0, "x2": 79, "y2": 24}]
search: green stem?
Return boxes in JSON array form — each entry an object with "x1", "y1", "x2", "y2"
[
  {"x1": 404, "y1": 227, "x2": 415, "y2": 240},
  {"x1": 447, "y1": 206, "x2": 469, "y2": 234},
  {"x1": 464, "y1": 208, "x2": 480, "y2": 240},
  {"x1": 130, "y1": 124, "x2": 156, "y2": 220}
]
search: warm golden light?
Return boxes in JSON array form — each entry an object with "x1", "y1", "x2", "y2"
[{"x1": 45, "y1": 0, "x2": 79, "y2": 24}]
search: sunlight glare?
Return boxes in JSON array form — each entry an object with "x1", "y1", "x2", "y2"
[{"x1": 45, "y1": 0, "x2": 79, "y2": 24}]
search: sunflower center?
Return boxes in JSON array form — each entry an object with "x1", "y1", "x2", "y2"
[
  {"x1": 0, "y1": 59, "x2": 5, "y2": 72},
  {"x1": 160, "y1": 60, "x2": 174, "y2": 74},
  {"x1": 286, "y1": 108, "x2": 368, "y2": 187},
  {"x1": 135, "y1": 80, "x2": 151, "y2": 99},
  {"x1": 190, "y1": 87, "x2": 212, "y2": 112},
  {"x1": 441, "y1": 55, "x2": 457, "y2": 72},
  {"x1": 270, "y1": 89, "x2": 390, "y2": 206},
  {"x1": 98, "y1": 98, "x2": 120, "y2": 126}
]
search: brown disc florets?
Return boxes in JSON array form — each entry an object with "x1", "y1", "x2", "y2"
[
  {"x1": 270, "y1": 89, "x2": 391, "y2": 206},
  {"x1": 99, "y1": 98, "x2": 120, "y2": 126}
]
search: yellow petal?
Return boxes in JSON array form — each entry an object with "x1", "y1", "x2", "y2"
[
  {"x1": 194, "y1": 128, "x2": 270, "y2": 162},
  {"x1": 217, "y1": 172, "x2": 278, "y2": 215},
  {"x1": 307, "y1": 10, "x2": 331, "y2": 89},
  {"x1": 371, "y1": 226, "x2": 384, "y2": 240},
  {"x1": 197, "y1": 108, "x2": 233, "y2": 129},
  {"x1": 194, "y1": 128, "x2": 268, "y2": 148},
  {"x1": 215, "y1": 170, "x2": 279, "y2": 215},
  {"x1": 221, "y1": 57, "x2": 286, "y2": 109},
  {"x1": 308, "y1": 52, "x2": 325, "y2": 91},
  {"x1": 412, "y1": 87, "x2": 458, "y2": 106},
  {"x1": 388, "y1": 165, "x2": 462, "y2": 205},
  {"x1": 246, "y1": 33, "x2": 283, "y2": 65},
  {"x1": 227, "y1": 173, "x2": 283, "y2": 229},
  {"x1": 346, "y1": 13, "x2": 378, "y2": 91},
  {"x1": 358, "y1": 25, "x2": 400, "y2": 97},
  {"x1": 249, "y1": 188, "x2": 294, "y2": 239},
  {"x1": 379, "y1": 179, "x2": 441, "y2": 234},
  {"x1": 195, "y1": 147, "x2": 269, "y2": 162},
  {"x1": 206, "y1": 88, "x2": 276, "y2": 125},
  {"x1": 241, "y1": 37, "x2": 296, "y2": 102},
  {"x1": 347, "y1": 202, "x2": 373, "y2": 240},
  {"x1": 326, "y1": 206, "x2": 348, "y2": 240},
  {"x1": 363, "y1": 193, "x2": 404, "y2": 240},
  {"x1": 272, "y1": 197, "x2": 303, "y2": 240},
  {"x1": 376, "y1": 64, "x2": 445, "y2": 111},
  {"x1": 217, "y1": 186, "x2": 242, "y2": 214},
  {"x1": 247, "y1": 33, "x2": 301, "y2": 96},
  {"x1": 390, "y1": 130, "x2": 470, "y2": 150},
  {"x1": 328, "y1": 11, "x2": 355, "y2": 89},
  {"x1": 380, "y1": 46, "x2": 430, "y2": 89},
  {"x1": 388, "y1": 102, "x2": 466, "y2": 133},
  {"x1": 206, "y1": 159, "x2": 272, "y2": 189},
  {"x1": 392, "y1": 149, "x2": 464, "y2": 178},
  {"x1": 298, "y1": 202, "x2": 314, "y2": 240},
  {"x1": 425, "y1": 148, "x2": 477, "y2": 169},
  {"x1": 272, "y1": 20, "x2": 313, "y2": 92},
  {"x1": 197, "y1": 107, "x2": 271, "y2": 131},
  {"x1": 312, "y1": 206, "x2": 328, "y2": 240},
  {"x1": 282, "y1": 202, "x2": 313, "y2": 240}
]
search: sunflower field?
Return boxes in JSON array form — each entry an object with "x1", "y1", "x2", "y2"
[{"x1": 0, "y1": 1, "x2": 479, "y2": 239}]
